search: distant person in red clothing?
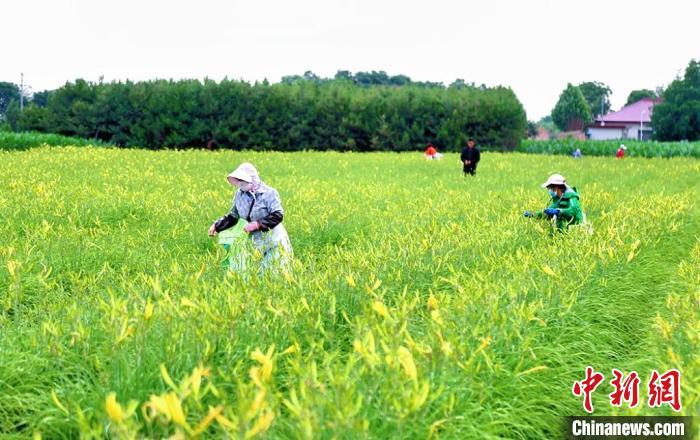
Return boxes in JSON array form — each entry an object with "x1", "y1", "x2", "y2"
[
  {"x1": 424, "y1": 143, "x2": 442, "y2": 160},
  {"x1": 616, "y1": 144, "x2": 627, "y2": 159}
]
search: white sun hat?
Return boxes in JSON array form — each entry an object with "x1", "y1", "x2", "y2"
[
  {"x1": 226, "y1": 162, "x2": 256, "y2": 185},
  {"x1": 541, "y1": 173, "x2": 567, "y2": 188},
  {"x1": 620, "y1": 144, "x2": 627, "y2": 150}
]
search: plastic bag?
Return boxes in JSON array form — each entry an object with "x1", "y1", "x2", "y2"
[{"x1": 218, "y1": 220, "x2": 249, "y2": 271}]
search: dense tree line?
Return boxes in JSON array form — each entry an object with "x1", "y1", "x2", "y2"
[
  {"x1": 282, "y1": 70, "x2": 444, "y2": 88},
  {"x1": 652, "y1": 59, "x2": 700, "y2": 141},
  {"x1": 3, "y1": 73, "x2": 527, "y2": 151}
]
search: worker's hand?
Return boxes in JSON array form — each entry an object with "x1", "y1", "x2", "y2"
[
  {"x1": 544, "y1": 208, "x2": 560, "y2": 216},
  {"x1": 208, "y1": 223, "x2": 218, "y2": 236},
  {"x1": 244, "y1": 222, "x2": 261, "y2": 233},
  {"x1": 523, "y1": 210, "x2": 533, "y2": 218}
]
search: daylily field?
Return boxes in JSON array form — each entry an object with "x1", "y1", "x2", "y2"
[{"x1": 1, "y1": 147, "x2": 698, "y2": 438}]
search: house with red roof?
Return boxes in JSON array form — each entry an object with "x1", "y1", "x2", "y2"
[{"x1": 587, "y1": 98, "x2": 660, "y2": 141}]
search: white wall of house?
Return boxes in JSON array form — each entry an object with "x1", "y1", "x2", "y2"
[
  {"x1": 588, "y1": 123, "x2": 652, "y2": 140},
  {"x1": 588, "y1": 127, "x2": 624, "y2": 140},
  {"x1": 624, "y1": 123, "x2": 654, "y2": 140},
  {"x1": 625, "y1": 123, "x2": 640, "y2": 140}
]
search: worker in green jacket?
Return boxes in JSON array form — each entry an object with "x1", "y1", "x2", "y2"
[{"x1": 524, "y1": 174, "x2": 584, "y2": 231}]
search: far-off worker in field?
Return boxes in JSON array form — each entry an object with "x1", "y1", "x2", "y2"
[
  {"x1": 208, "y1": 162, "x2": 292, "y2": 273},
  {"x1": 424, "y1": 143, "x2": 443, "y2": 160},
  {"x1": 616, "y1": 144, "x2": 627, "y2": 159},
  {"x1": 523, "y1": 174, "x2": 584, "y2": 231},
  {"x1": 461, "y1": 138, "x2": 481, "y2": 175}
]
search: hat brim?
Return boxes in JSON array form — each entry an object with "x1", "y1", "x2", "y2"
[
  {"x1": 541, "y1": 180, "x2": 565, "y2": 188},
  {"x1": 227, "y1": 170, "x2": 252, "y2": 184}
]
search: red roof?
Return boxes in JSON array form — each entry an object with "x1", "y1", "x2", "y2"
[{"x1": 596, "y1": 98, "x2": 660, "y2": 124}]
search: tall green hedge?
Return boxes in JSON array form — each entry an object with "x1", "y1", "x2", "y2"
[{"x1": 8, "y1": 78, "x2": 526, "y2": 151}]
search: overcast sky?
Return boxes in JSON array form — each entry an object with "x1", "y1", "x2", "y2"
[{"x1": 2, "y1": 0, "x2": 698, "y2": 119}]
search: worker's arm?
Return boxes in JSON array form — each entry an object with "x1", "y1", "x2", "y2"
[
  {"x1": 258, "y1": 211, "x2": 283, "y2": 232},
  {"x1": 214, "y1": 198, "x2": 240, "y2": 232},
  {"x1": 533, "y1": 201, "x2": 559, "y2": 219},
  {"x1": 257, "y1": 189, "x2": 285, "y2": 232}
]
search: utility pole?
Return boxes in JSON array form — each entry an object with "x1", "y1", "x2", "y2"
[
  {"x1": 600, "y1": 95, "x2": 604, "y2": 118},
  {"x1": 20, "y1": 73, "x2": 24, "y2": 112}
]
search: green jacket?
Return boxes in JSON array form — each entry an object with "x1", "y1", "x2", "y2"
[{"x1": 535, "y1": 189, "x2": 584, "y2": 230}]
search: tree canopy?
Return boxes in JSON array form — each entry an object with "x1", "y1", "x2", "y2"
[
  {"x1": 652, "y1": 59, "x2": 700, "y2": 141},
  {"x1": 0, "y1": 82, "x2": 20, "y2": 116},
  {"x1": 578, "y1": 81, "x2": 612, "y2": 118},
  {"x1": 625, "y1": 89, "x2": 657, "y2": 106},
  {"x1": 551, "y1": 84, "x2": 592, "y2": 131}
]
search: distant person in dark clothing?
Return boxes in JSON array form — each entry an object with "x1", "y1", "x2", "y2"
[{"x1": 460, "y1": 138, "x2": 480, "y2": 175}]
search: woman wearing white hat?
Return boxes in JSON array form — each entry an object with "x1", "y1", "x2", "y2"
[
  {"x1": 616, "y1": 144, "x2": 627, "y2": 159},
  {"x1": 523, "y1": 173, "x2": 584, "y2": 231},
  {"x1": 208, "y1": 162, "x2": 292, "y2": 273}
]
